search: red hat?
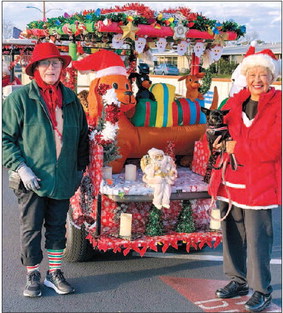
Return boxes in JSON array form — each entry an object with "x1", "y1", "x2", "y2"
[
  {"x1": 72, "y1": 49, "x2": 127, "y2": 78},
  {"x1": 26, "y1": 42, "x2": 71, "y2": 76},
  {"x1": 241, "y1": 47, "x2": 279, "y2": 81},
  {"x1": 244, "y1": 40, "x2": 256, "y2": 57}
]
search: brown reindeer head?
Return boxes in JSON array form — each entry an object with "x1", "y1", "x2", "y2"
[{"x1": 177, "y1": 72, "x2": 205, "y2": 101}]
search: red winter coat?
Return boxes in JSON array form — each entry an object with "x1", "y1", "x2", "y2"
[{"x1": 208, "y1": 87, "x2": 282, "y2": 208}]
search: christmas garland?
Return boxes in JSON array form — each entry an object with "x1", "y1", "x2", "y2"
[
  {"x1": 24, "y1": 3, "x2": 246, "y2": 40},
  {"x1": 199, "y1": 67, "x2": 212, "y2": 95},
  {"x1": 89, "y1": 83, "x2": 121, "y2": 166}
]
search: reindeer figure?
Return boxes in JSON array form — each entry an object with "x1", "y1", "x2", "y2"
[{"x1": 177, "y1": 72, "x2": 205, "y2": 102}]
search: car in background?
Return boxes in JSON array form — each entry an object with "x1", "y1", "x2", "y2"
[{"x1": 153, "y1": 63, "x2": 180, "y2": 75}]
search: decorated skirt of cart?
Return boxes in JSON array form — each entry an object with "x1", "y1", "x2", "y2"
[{"x1": 68, "y1": 139, "x2": 222, "y2": 257}]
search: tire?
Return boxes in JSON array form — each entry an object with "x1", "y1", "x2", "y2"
[{"x1": 63, "y1": 210, "x2": 96, "y2": 262}]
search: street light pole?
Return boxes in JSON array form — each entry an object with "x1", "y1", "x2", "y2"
[
  {"x1": 26, "y1": 2, "x2": 62, "y2": 21},
  {"x1": 43, "y1": 1, "x2": 46, "y2": 21}
]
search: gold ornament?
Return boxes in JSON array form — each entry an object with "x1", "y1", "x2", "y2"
[
  {"x1": 120, "y1": 22, "x2": 139, "y2": 41},
  {"x1": 213, "y1": 33, "x2": 228, "y2": 45}
]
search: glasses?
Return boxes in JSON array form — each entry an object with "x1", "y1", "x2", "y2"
[{"x1": 38, "y1": 60, "x2": 63, "y2": 68}]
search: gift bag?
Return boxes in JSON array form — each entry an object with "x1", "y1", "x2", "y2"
[{"x1": 191, "y1": 134, "x2": 210, "y2": 176}]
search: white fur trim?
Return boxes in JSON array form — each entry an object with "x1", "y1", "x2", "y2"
[
  {"x1": 241, "y1": 54, "x2": 279, "y2": 81},
  {"x1": 222, "y1": 181, "x2": 246, "y2": 189},
  {"x1": 242, "y1": 112, "x2": 254, "y2": 127},
  {"x1": 216, "y1": 196, "x2": 278, "y2": 210},
  {"x1": 96, "y1": 66, "x2": 127, "y2": 78}
]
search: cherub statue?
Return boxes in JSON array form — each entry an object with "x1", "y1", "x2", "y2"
[{"x1": 140, "y1": 148, "x2": 177, "y2": 209}]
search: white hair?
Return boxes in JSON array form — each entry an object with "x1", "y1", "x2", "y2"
[{"x1": 241, "y1": 54, "x2": 279, "y2": 82}]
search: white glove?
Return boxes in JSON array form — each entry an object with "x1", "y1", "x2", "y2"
[{"x1": 17, "y1": 163, "x2": 41, "y2": 191}]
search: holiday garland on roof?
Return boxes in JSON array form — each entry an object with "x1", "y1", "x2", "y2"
[{"x1": 23, "y1": 3, "x2": 246, "y2": 42}]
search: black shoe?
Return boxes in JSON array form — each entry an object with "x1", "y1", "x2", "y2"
[
  {"x1": 23, "y1": 270, "x2": 41, "y2": 297},
  {"x1": 44, "y1": 269, "x2": 75, "y2": 295},
  {"x1": 245, "y1": 291, "x2": 272, "y2": 312},
  {"x1": 216, "y1": 280, "x2": 249, "y2": 298}
]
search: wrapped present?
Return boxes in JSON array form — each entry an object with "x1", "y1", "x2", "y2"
[
  {"x1": 130, "y1": 98, "x2": 157, "y2": 126},
  {"x1": 191, "y1": 198, "x2": 211, "y2": 230},
  {"x1": 191, "y1": 135, "x2": 210, "y2": 176},
  {"x1": 172, "y1": 98, "x2": 206, "y2": 126}
]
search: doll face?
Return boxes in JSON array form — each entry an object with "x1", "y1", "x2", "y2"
[
  {"x1": 193, "y1": 42, "x2": 205, "y2": 57},
  {"x1": 153, "y1": 153, "x2": 164, "y2": 161},
  {"x1": 111, "y1": 34, "x2": 124, "y2": 48},
  {"x1": 135, "y1": 37, "x2": 146, "y2": 54},
  {"x1": 156, "y1": 38, "x2": 167, "y2": 53},
  {"x1": 246, "y1": 66, "x2": 273, "y2": 100},
  {"x1": 177, "y1": 41, "x2": 188, "y2": 56},
  {"x1": 209, "y1": 45, "x2": 223, "y2": 61}
]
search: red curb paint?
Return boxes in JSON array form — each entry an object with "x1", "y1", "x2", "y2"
[{"x1": 160, "y1": 276, "x2": 281, "y2": 312}]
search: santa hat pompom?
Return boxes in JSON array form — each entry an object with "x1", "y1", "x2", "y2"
[
  {"x1": 245, "y1": 40, "x2": 256, "y2": 57},
  {"x1": 241, "y1": 49, "x2": 279, "y2": 81}
]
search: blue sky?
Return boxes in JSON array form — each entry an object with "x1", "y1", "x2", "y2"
[{"x1": 2, "y1": 1, "x2": 282, "y2": 43}]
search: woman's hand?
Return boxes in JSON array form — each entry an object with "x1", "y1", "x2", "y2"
[
  {"x1": 226, "y1": 140, "x2": 237, "y2": 154},
  {"x1": 212, "y1": 135, "x2": 223, "y2": 151},
  {"x1": 212, "y1": 135, "x2": 237, "y2": 154}
]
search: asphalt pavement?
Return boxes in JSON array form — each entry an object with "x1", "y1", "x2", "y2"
[{"x1": 2, "y1": 168, "x2": 282, "y2": 312}]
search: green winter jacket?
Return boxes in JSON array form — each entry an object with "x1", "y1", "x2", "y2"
[{"x1": 2, "y1": 80, "x2": 89, "y2": 199}]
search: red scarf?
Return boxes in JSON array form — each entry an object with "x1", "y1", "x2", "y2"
[{"x1": 34, "y1": 70, "x2": 63, "y2": 130}]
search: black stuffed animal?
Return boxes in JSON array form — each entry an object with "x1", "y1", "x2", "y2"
[
  {"x1": 129, "y1": 63, "x2": 156, "y2": 102},
  {"x1": 201, "y1": 107, "x2": 237, "y2": 183}
]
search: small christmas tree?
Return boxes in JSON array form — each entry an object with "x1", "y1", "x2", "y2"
[
  {"x1": 145, "y1": 206, "x2": 164, "y2": 236},
  {"x1": 175, "y1": 200, "x2": 195, "y2": 233}
]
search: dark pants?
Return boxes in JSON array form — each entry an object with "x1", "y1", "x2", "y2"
[
  {"x1": 14, "y1": 188, "x2": 69, "y2": 266},
  {"x1": 218, "y1": 200, "x2": 274, "y2": 295}
]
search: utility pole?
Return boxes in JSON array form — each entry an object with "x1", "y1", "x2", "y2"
[{"x1": 43, "y1": 1, "x2": 46, "y2": 21}]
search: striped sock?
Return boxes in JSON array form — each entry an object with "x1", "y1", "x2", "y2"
[
  {"x1": 26, "y1": 264, "x2": 40, "y2": 273},
  {"x1": 47, "y1": 249, "x2": 64, "y2": 273}
]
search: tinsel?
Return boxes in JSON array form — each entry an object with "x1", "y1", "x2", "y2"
[
  {"x1": 60, "y1": 66, "x2": 77, "y2": 91},
  {"x1": 24, "y1": 3, "x2": 246, "y2": 41},
  {"x1": 175, "y1": 200, "x2": 195, "y2": 233},
  {"x1": 165, "y1": 140, "x2": 176, "y2": 161},
  {"x1": 90, "y1": 83, "x2": 121, "y2": 166},
  {"x1": 145, "y1": 206, "x2": 164, "y2": 236}
]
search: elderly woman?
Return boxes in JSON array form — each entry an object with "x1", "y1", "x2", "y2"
[
  {"x1": 2, "y1": 43, "x2": 89, "y2": 297},
  {"x1": 209, "y1": 49, "x2": 281, "y2": 312}
]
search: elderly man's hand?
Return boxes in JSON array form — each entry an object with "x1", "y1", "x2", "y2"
[{"x1": 17, "y1": 163, "x2": 41, "y2": 191}]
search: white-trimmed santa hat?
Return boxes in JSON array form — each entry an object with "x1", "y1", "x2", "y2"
[
  {"x1": 241, "y1": 45, "x2": 280, "y2": 81},
  {"x1": 72, "y1": 49, "x2": 127, "y2": 78}
]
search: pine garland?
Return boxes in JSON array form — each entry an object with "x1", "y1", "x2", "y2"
[{"x1": 199, "y1": 67, "x2": 212, "y2": 95}]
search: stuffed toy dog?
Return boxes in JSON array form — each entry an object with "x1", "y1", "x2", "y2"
[{"x1": 129, "y1": 63, "x2": 156, "y2": 102}]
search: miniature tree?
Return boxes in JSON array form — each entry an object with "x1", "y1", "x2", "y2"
[
  {"x1": 175, "y1": 200, "x2": 195, "y2": 233},
  {"x1": 145, "y1": 206, "x2": 164, "y2": 236}
]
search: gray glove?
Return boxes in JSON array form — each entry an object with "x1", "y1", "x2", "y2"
[{"x1": 17, "y1": 163, "x2": 40, "y2": 191}]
